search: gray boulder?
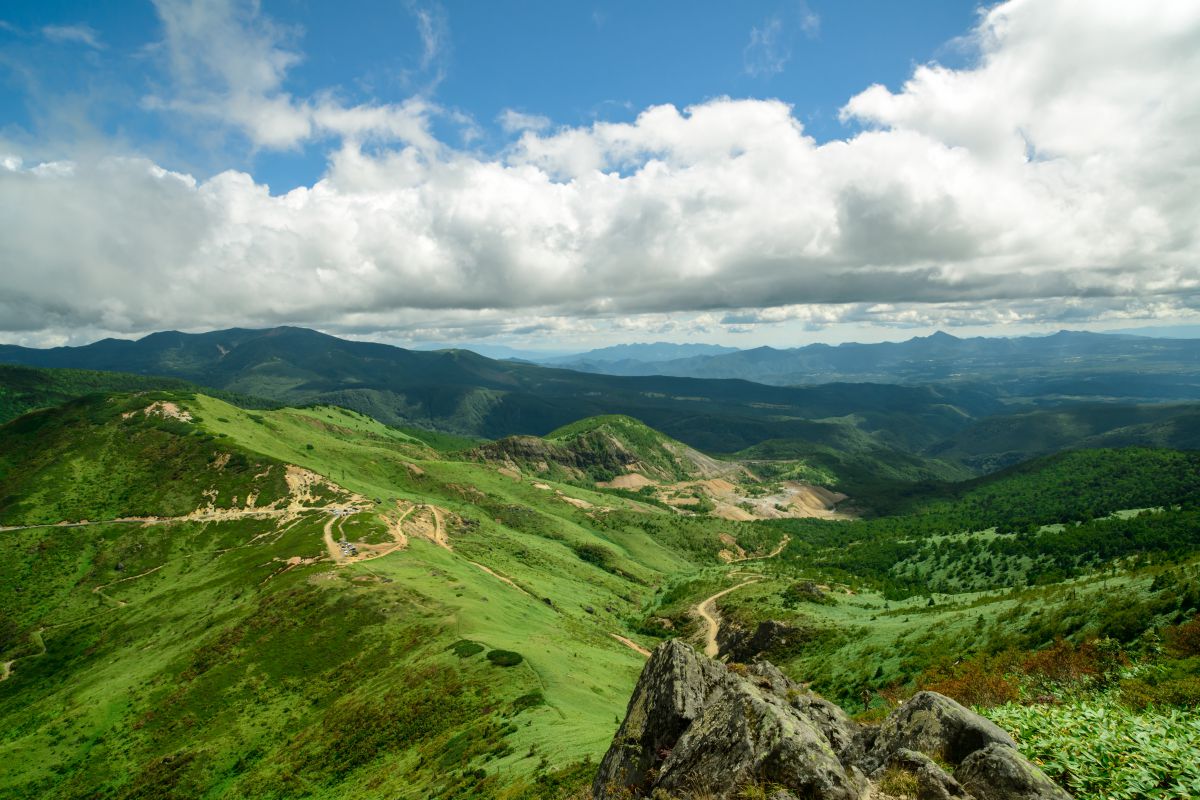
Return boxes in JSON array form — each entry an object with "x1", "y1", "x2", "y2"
[
  {"x1": 787, "y1": 688, "x2": 863, "y2": 766},
  {"x1": 592, "y1": 641, "x2": 867, "y2": 799},
  {"x1": 655, "y1": 674, "x2": 866, "y2": 799},
  {"x1": 865, "y1": 691, "x2": 1017, "y2": 771},
  {"x1": 877, "y1": 748, "x2": 973, "y2": 800},
  {"x1": 593, "y1": 644, "x2": 1069, "y2": 800},
  {"x1": 956, "y1": 743, "x2": 1072, "y2": 800},
  {"x1": 591, "y1": 640, "x2": 730, "y2": 797}
]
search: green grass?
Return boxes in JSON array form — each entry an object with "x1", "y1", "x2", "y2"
[
  {"x1": 0, "y1": 391, "x2": 707, "y2": 799},
  {"x1": 2, "y1": 388, "x2": 1199, "y2": 800}
]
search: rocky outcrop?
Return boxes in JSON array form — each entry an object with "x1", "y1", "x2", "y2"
[
  {"x1": 878, "y1": 749, "x2": 971, "y2": 800},
  {"x1": 863, "y1": 691, "x2": 1017, "y2": 771},
  {"x1": 717, "y1": 619, "x2": 805, "y2": 663},
  {"x1": 590, "y1": 639, "x2": 729, "y2": 794},
  {"x1": 593, "y1": 641, "x2": 1071, "y2": 800},
  {"x1": 957, "y1": 744, "x2": 1072, "y2": 800}
]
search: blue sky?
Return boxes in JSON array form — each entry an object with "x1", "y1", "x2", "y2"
[
  {"x1": 1, "y1": 1, "x2": 1198, "y2": 350},
  {"x1": 2, "y1": 1, "x2": 978, "y2": 192}
]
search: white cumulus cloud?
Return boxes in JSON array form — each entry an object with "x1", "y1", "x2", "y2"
[{"x1": 2, "y1": 0, "x2": 1199, "y2": 345}]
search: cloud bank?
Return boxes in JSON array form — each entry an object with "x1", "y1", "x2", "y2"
[{"x1": 2, "y1": 0, "x2": 1199, "y2": 345}]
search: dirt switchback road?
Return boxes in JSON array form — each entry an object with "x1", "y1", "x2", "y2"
[{"x1": 696, "y1": 577, "x2": 762, "y2": 657}]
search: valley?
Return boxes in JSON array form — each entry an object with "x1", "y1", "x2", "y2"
[{"x1": 0, "y1": 341, "x2": 1198, "y2": 799}]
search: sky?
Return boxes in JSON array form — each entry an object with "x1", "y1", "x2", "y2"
[{"x1": 1, "y1": 0, "x2": 1199, "y2": 351}]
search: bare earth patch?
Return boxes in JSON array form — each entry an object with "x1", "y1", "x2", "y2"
[
  {"x1": 596, "y1": 473, "x2": 655, "y2": 490},
  {"x1": 143, "y1": 401, "x2": 193, "y2": 422}
]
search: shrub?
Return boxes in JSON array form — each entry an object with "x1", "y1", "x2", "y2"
[
  {"x1": 448, "y1": 640, "x2": 484, "y2": 658},
  {"x1": 1166, "y1": 614, "x2": 1200, "y2": 657},
  {"x1": 918, "y1": 651, "x2": 1020, "y2": 708},
  {"x1": 574, "y1": 542, "x2": 618, "y2": 572},
  {"x1": 1021, "y1": 637, "x2": 1120, "y2": 685},
  {"x1": 507, "y1": 691, "x2": 545, "y2": 715},
  {"x1": 1121, "y1": 675, "x2": 1200, "y2": 710},
  {"x1": 486, "y1": 649, "x2": 523, "y2": 667}
]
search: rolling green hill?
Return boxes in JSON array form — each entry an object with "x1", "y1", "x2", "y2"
[
  {"x1": 927, "y1": 402, "x2": 1200, "y2": 472},
  {"x1": 0, "y1": 327, "x2": 1002, "y2": 456},
  {"x1": 2, "y1": 385, "x2": 1200, "y2": 799},
  {"x1": 0, "y1": 365, "x2": 198, "y2": 426},
  {"x1": 0, "y1": 391, "x2": 757, "y2": 799},
  {"x1": 10, "y1": 330, "x2": 1199, "y2": 493},
  {"x1": 473, "y1": 415, "x2": 739, "y2": 486},
  {"x1": 730, "y1": 419, "x2": 973, "y2": 497}
]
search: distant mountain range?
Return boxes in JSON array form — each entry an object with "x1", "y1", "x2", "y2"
[
  {"x1": 0, "y1": 327, "x2": 997, "y2": 457},
  {"x1": 544, "y1": 330, "x2": 1200, "y2": 400},
  {"x1": 535, "y1": 341, "x2": 739, "y2": 367},
  {"x1": 4, "y1": 326, "x2": 1200, "y2": 488}
]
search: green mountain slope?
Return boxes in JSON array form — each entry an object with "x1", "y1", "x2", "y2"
[
  {"x1": 0, "y1": 365, "x2": 198, "y2": 426},
  {"x1": 730, "y1": 419, "x2": 973, "y2": 497},
  {"x1": 0, "y1": 391, "x2": 760, "y2": 800},
  {"x1": 3, "y1": 388, "x2": 1199, "y2": 800},
  {"x1": 0, "y1": 327, "x2": 1001, "y2": 455},
  {"x1": 472, "y1": 415, "x2": 739, "y2": 485},
  {"x1": 928, "y1": 402, "x2": 1200, "y2": 472}
]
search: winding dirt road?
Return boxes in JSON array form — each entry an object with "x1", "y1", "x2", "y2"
[
  {"x1": 322, "y1": 513, "x2": 346, "y2": 562},
  {"x1": 725, "y1": 534, "x2": 791, "y2": 563},
  {"x1": 691, "y1": 532, "x2": 793, "y2": 657},
  {"x1": 696, "y1": 577, "x2": 762, "y2": 657},
  {"x1": 427, "y1": 505, "x2": 450, "y2": 550}
]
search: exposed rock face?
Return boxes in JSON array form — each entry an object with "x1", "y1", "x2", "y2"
[
  {"x1": 864, "y1": 691, "x2": 1018, "y2": 771},
  {"x1": 591, "y1": 640, "x2": 729, "y2": 795},
  {"x1": 717, "y1": 619, "x2": 804, "y2": 663},
  {"x1": 593, "y1": 641, "x2": 1071, "y2": 800},
  {"x1": 592, "y1": 641, "x2": 865, "y2": 799},
  {"x1": 957, "y1": 744, "x2": 1073, "y2": 800},
  {"x1": 880, "y1": 749, "x2": 971, "y2": 800}
]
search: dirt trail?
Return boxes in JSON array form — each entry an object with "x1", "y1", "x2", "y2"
[
  {"x1": 696, "y1": 532, "x2": 787, "y2": 657},
  {"x1": 696, "y1": 529, "x2": 791, "y2": 656},
  {"x1": 610, "y1": 633, "x2": 651, "y2": 658},
  {"x1": 468, "y1": 561, "x2": 530, "y2": 596},
  {"x1": 696, "y1": 578, "x2": 762, "y2": 657},
  {"x1": 92, "y1": 564, "x2": 167, "y2": 606},
  {"x1": 428, "y1": 505, "x2": 450, "y2": 550},
  {"x1": 0, "y1": 628, "x2": 46, "y2": 683},
  {"x1": 763, "y1": 535, "x2": 791, "y2": 559},
  {"x1": 322, "y1": 515, "x2": 342, "y2": 562},
  {"x1": 734, "y1": 534, "x2": 791, "y2": 562},
  {"x1": 0, "y1": 505, "x2": 336, "y2": 534},
  {"x1": 721, "y1": 534, "x2": 791, "y2": 564}
]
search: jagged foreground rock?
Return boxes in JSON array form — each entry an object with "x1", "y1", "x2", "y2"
[{"x1": 593, "y1": 640, "x2": 1070, "y2": 800}]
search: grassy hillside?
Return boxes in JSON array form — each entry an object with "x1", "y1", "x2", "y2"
[
  {"x1": 473, "y1": 415, "x2": 723, "y2": 485},
  {"x1": 730, "y1": 420, "x2": 972, "y2": 497},
  {"x1": 927, "y1": 402, "x2": 1200, "y2": 472},
  {"x1": 0, "y1": 327, "x2": 1001, "y2": 455},
  {"x1": 0, "y1": 365, "x2": 198, "y2": 426},
  {"x1": 2, "y1": 388, "x2": 1199, "y2": 800},
  {"x1": 0, "y1": 392, "x2": 757, "y2": 800}
]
